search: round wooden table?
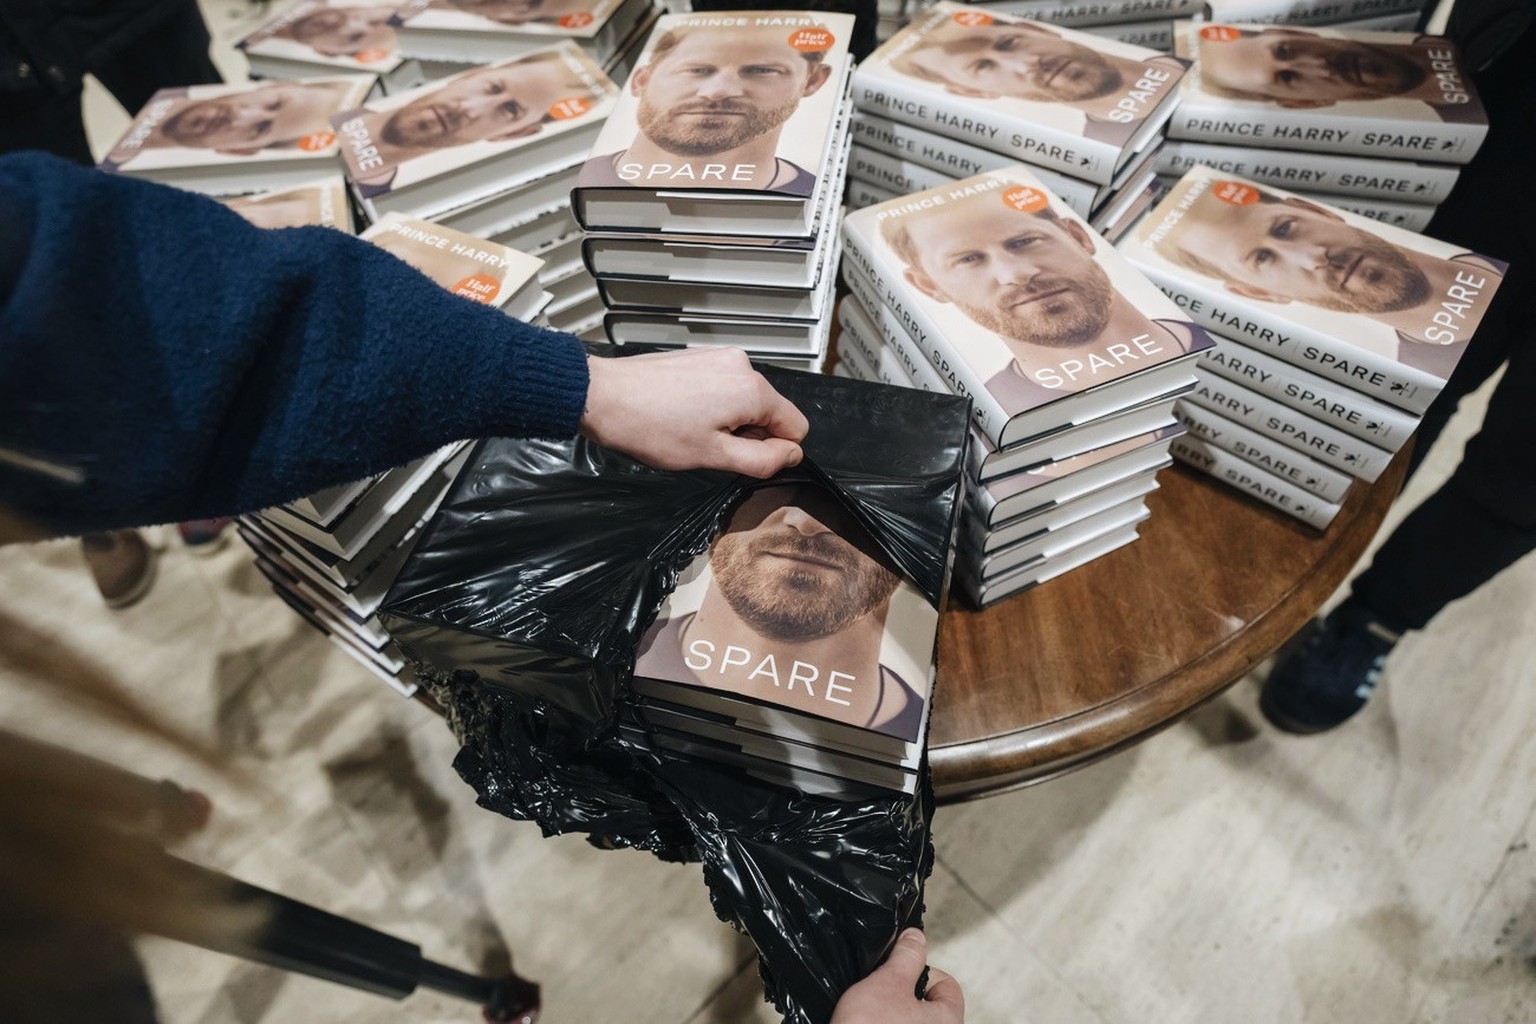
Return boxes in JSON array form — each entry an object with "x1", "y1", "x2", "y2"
[{"x1": 928, "y1": 451, "x2": 1410, "y2": 802}]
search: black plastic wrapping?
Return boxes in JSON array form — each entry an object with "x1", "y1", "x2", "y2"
[{"x1": 381, "y1": 367, "x2": 969, "y2": 1022}]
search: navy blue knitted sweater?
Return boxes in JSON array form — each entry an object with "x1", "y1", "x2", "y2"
[{"x1": 0, "y1": 151, "x2": 590, "y2": 536}]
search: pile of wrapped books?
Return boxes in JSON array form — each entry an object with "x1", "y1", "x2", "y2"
[
  {"x1": 572, "y1": 9, "x2": 857, "y2": 371},
  {"x1": 1121, "y1": 165, "x2": 1506, "y2": 529},
  {"x1": 839, "y1": 166, "x2": 1214, "y2": 606},
  {"x1": 1160, "y1": 21, "x2": 1488, "y2": 233},
  {"x1": 845, "y1": 1, "x2": 1187, "y2": 244}
]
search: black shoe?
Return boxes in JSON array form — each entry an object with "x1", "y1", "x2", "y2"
[{"x1": 1259, "y1": 601, "x2": 1401, "y2": 734}]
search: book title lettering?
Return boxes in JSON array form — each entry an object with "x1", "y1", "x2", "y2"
[{"x1": 685, "y1": 640, "x2": 856, "y2": 707}]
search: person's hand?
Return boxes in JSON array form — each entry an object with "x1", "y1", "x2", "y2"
[
  {"x1": 580, "y1": 348, "x2": 809, "y2": 478},
  {"x1": 831, "y1": 928, "x2": 965, "y2": 1023}
]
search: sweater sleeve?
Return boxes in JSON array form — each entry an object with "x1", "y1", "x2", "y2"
[{"x1": 0, "y1": 151, "x2": 591, "y2": 536}]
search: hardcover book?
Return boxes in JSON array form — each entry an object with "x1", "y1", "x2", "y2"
[
  {"x1": 1173, "y1": 399, "x2": 1353, "y2": 503},
  {"x1": 222, "y1": 175, "x2": 353, "y2": 229},
  {"x1": 1081, "y1": 19, "x2": 1174, "y2": 52},
  {"x1": 957, "y1": 510, "x2": 1144, "y2": 606},
  {"x1": 390, "y1": 0, "x2": 654, "y2": 62},
  {"x1": 960, "y1": 490, "x2": 1151, "y2": 579},
  {"x1": 581, "y1": 224, "x2": 834, "y2": 289},
  {"x1": 1203, "y1": 0, "x2": 1425, "y2": 27},
  {"x1": 361, "y1": 213, "x2": 548, "y2": 318},
  {"x1": 573, "y1": 10, "x2": 856, "y2": 237},
  {"x1": 1121, "y1": 166, "x2": 1506, "y2": 415},
  {"x1": 99, "y1": 76, "x2": 376, "y2": 195},
  {"x1": 968, "y1": 466, "x2": 1164, "y2": 553},
  {"x1": 1156, "y1": 139, "x2": 1461, "y2": 204},
  {"x1": 597, "y1": 239, "x2": 840, "y2": 320},
  {"x1": 840, "y1": 166, "x2": 1213, "y2": 449},
  {"x1": 1170, "y1": 433, "x2": 1341, "y2": 530},
  {"x1": 332, "y1": 43, "x2": 618, "y2": 219},
  {"x1": 969, "y1": 0, "x2": 1201, "y2": 28},
  {"x1": 238, "y1": 0, "x2": 412, "y2": 88},
  {"x1": 631, "y1": 480, "x2": 940, "y2": 766},
  {"x1": 852, "y1": 2, "x2": 1189, "y2": 185},
  {"x1": 1170, "y1": 22, "x2": 1488, "y2": 163}
]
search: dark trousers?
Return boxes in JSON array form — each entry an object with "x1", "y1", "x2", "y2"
[
  {"x1": 1348, "y1": 31, "x2": 1536, "y2": 633},
  {"x1": 0, "y1": 0, "x2": 219, "y2": 165}
]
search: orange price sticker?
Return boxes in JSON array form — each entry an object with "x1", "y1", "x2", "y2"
[
  {"x1": 952, "y1": 9, "x2": 993, "y2": 26},
  {"x1": 297, "y1": 131, "x2": 336, "y2": 152},
  {"x1": 354, "y1": 48, "x2": 389, "y2": 63},
  {"x1": 789, "y1": 27, "x2": 834, "y2": 52},
  {"x1": 1199, "y1": 25, "x2": 1241, "y2": 42},
  {"x1": 1002, "y1": 185, "x2": 1048, "y2": 213},
  {"x1": 1213, "y1": 180, "x2": 1260, "y2": 206},
  {"x1": 451, "y1": 274, "x2": 501, "y2": 304},
  {"x1": 548, "y1": 96, "x2": 591, "y2": 120},
  {"x1": 559, "y1": 12, "x2": 594, "y2": 28}
]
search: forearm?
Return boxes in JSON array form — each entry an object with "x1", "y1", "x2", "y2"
[{"x1": 0, "y1": 152, "x2": 589, "y2": 535}]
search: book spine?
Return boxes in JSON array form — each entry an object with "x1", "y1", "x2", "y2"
[
  {"x1": 1170, "y1": 434, "x2": 1341, "y2": 530},
  {"x1": 1121, "y1": 249, "x2": 1441, "y2": 414},
  {"x1": 1170, "y1": 95, "x2": 1485, "y2": 163},
  {"x1": 844, "y1": 177, "x2": 897, "y2": 210},
  {"x1": 1204, "y1": 0, "x2": 1423, "y2": 25},
  {"x1": 1199, "y1": 335, "x2": 1419, "y2": 449},
  {"x1": 848, "y1": 145, "x2": 958, "y2": 197},
  {"x1": 850, "y1": 65, "x2": 1119, "y2": 183},
  {"x1": 841, "y1": 278, "x2": 959, "y2": 398},
  {"x1": 1080, "y1": 19, "x2": 1174, "y2": 52},
  {"x1": 1296, "y1": 191, "x2": 1436, "y2": 233},
  {"x1": 977, "y1": 0, "x2": 1202, "y2": 27},
  {"x1": 1187, "y1": 369, "x2": 1392, "y2": 481},
  {"x1": 1332, "y1": 11, "x2": 1424, "y2": 30},
  {"x1": 849, "y1": 114, "x2": 1099, "y2": 217},
  {"x1": 1156, "y1": 140, "x2": 1460, "y2": 204},
  {"x1": 1173, "y1": 399, "x2": 1353, "y2": 503},
  {"x1": 840, "y1": 222, "x2": 1016, "y2": 442}
]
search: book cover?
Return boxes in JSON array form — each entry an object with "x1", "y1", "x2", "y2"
[
  {"x1": 332, "y1": 43, "x2": 617, "y2": 207},
  {"x1": 100, "y1": 76, "x2": 376, "y2": 180},
  {"x1": 392, "y1": 0, "x2": 643, "y2": 54},
  {"x1": 1122, "y1": 165, "x2": 1505, "y2": 414},
  {"x1": 1204, "y1": 0, "x2": 1425, "y2": 27},
  {"x1": 841, "y1": 165, "x2": 1212, "y2": 448},
  {"x1": 222, "y1": 176, "x2": 353, "y2": 229},
  {"x1": 1081, "y1": 19, "x2": 1174, "y2": 52},
  {"x1": 633, "y1": 480, "x2": 939, "y2": 749},
  {"x1": 1156, "y1": 138, "x2": 1461, "y2": 204},
  {"x1": 852, "y1": 2, "x2": 1188, "y2": 184},
  {"x1": 361, "y1": 212, "x2": 546, "y2": 313},
  {"x1": 573, "y1": 9, "x2": 855, "y2": 231},
  {"x1": 1295, "y1": 189, "x2": 1435, "y2": 232},
  {"x1": 1171, "y1": 22, "x2": 1487, "y2": 163},
  {"x1": 968, "y1": 0, "x2": 1200, "y2": 28},
  {"x1": 238, "y1": 0, "x2": 405, "y2": 74}
]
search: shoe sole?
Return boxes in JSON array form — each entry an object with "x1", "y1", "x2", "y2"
[
  {"x1": 103, "y1": 552, "x2": 158, "y2": 610},
  {"x1": 1257, "y1": 683, "x2": 1343, "y2": 736}
]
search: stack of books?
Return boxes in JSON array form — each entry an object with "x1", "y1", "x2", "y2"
[
  {"x1": 626, "y1": 477, "x2": 943, "y2": 798},
  {"x1": 1120, "y1": 166, "x2": 1506, "y2": 529},
  {"x1": 572, "y1": 9, "x2": 857, "y2": 371},
  {"x1": 845, "y1": 2, "x2": 1189, "y2": 245},
  {"x1": 240, "y1": 217, "x2": 548, "y2": 692},
  {"x1": 390, "y1": 0, "x2": 660, "y2": 79},
  {"x1": 221, "y1": 175, "x2": 354, "y2": 230},
  {"x1": 99, "y1": 76, "x2": 376, "y2": 195},
  {"x1": 938, "y1": 0, "x2": 1204, "y2": 53},
  {"x1": 1160, "y1": 22, "x2": 1488, "y2": 233},
  {"x1": 331, "y1": 42, "x2": 619, "y2": 335},
  {"x1": 238, "y1": 0, "x2": 422, "y2": 95},
  {"x1": 839, "y1": 167, "x2": 1215, "y2": 606}
]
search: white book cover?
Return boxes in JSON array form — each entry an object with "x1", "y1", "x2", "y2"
[
  {"x1": 1122, "y1": 165, "x2": 1505, "y2": 414},
  {"x1": 1186, "y1": 368, "x2": 1391, "y2": 481},
  {"x1": 222, "y1": 175, "x2": 353, "y2": 229},
  {"x1": 576, "y1": 11, "x2": 853, "y2": 195},
  {"x1": 1081, "y1": 19, "x2": 1174, "y2": 52},
  {"x1": 1200, "y1": 332, "x2": 1418, "y2": 448},
  {"x1": 333, "y1": 43, "x2": 617, "y2": 205},
  {"x1": 853, "y1": 2, "x2": 1189, "y2": 184},
  {"x1": 361, "y1": 212, "x2": 546, "y2": 313},
  {"x1": 1156, "y1": 138, "x2": 1461, "y2": 204},
  {"x1": 1295, "y1": 189, "x2": 1435, "y2": 232},
  {"x1": 972, "y1": 0, "x2": 1201, "y2": 28},
  {"x1": 1203, "y1": 0, "x2": 1424, "y2": 27},
  {"x1": 1173, "y1": 399, "x2": 1353, "y2": 502},
  {"x1": 239, "y1": 0, "x2": 405, "y2": 73},
  {"x1": 1170, "y1": 433, "x2": 1341, "y2": 530},
  {"x1": 1171, "y1": 22, "x2": 1487, "y2": 163},
  {"x1": 100, "y1": 76, "x2": 376, "y2": 182},
  {"x1": 393, "y1": 0, "x2": 633, "y2": 41},
  {"x1": 841, "y1": 165, "x2": 1213, "y2": 448}
]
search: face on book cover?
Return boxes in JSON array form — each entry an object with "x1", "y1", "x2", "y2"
[
  {"x1": 893, "y1": 21, "x2": 1132, "y2": 105},
  {"x1": 629, "y1": 25, "x2": 833, "y2": 158},
  {"x1": 281, "y1": 5, "x2": 397, "y2": 57},
  {"x1": 381, "y1": 55, "x2": 581, "y2": 148},
  {"x1": 438, "y1": 0, "x2": 596, "y2": 26},
  {"x1": 1198, "y1": 29, "x2": 1433, "y2": 108},
  {"x1": 225, "y1": 188, "x2": 326, "y2": 229},
  {"x1": 158, "y1": 82, "x2": 353, "y2": 153},
  {"x1": 884, "y1": 190, "x2": 1116, "y2": 350}
]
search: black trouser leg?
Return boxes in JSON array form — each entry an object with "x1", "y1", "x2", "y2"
[
  {"x1": 0, "y1": 89, "x2": 92, "y2": 164},
  {"x1": 89, "y1": 0, "x2": 221, "y2": 115}
]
